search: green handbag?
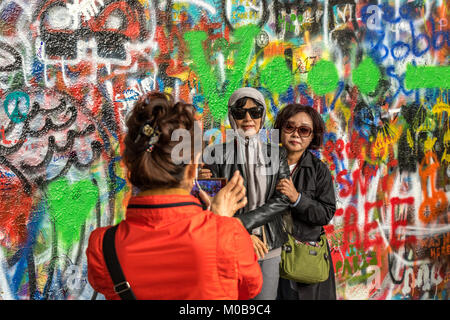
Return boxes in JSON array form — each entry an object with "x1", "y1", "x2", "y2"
[{"x1": 280, "y1": 233, "x2": 330, "y2": 284}]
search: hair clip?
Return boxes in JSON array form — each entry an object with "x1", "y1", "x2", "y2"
[
  {"x1": 134, "y1": 122, "x2": 160, "y2": 153},
  {"x1": 134, "y1": 122, "x2": 156, "y2": 141},
  {"x1": 142, "y1": 123, "x2": 154, "y2": 137},
  {"x1": 146, "y1": 133, "x2": 160, "y2": 152}
]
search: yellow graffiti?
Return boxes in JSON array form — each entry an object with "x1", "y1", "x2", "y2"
[
  {"x1": 442, "y1": 129, "x2": 450, "y2": 163},
  {"x1": 413, "y1": 105, "x2": 435, "y2": 133},
  {"x1": 407, "y1": 128, "x2": 414, "y2": 149},
  {"x1": 416, "y1": 116, "x2": 436, "y2": 133},
  {"x1": 232, "y1": 11, "x2": 260, "y2": 20},
  {"x1": 431, "y1": 100, "x2": 450, "y2": 115},
  {"x1": 266, "y1": 93, "x2": 278, "y2": 124},
  {"x1": 424, "y1": 136, "x2": 438, "y2": 152},
  {"x1": 334, "y1": 100, "x2": 351, "y2": 130},
  {"x1": 371, "y1": 122, "x2": 401, "y2": 162},
  {"x1": 242, "y1": 45, "x2": 265, "y2": 83}
]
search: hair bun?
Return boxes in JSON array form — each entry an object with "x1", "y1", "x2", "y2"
[{"x1": 123, "y1": 91, "x2": 198, "y2": 190}]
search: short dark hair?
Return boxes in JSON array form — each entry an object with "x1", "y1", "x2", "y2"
[
  {"x1": 123, "y1": 91, "x2": 199, "y2": 190},
  {"x1": 274, "y1": 104, "x2": 325, "y2": 150}
]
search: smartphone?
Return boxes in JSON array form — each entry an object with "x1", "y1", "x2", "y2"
[{"x1": 191, "y1": 178, "x2": 227, "y2": 198}]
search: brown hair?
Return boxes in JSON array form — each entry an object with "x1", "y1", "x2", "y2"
[
  {"x1": 122, "y1": 91, "x2": 199, "y2": 190},
  {"x1": 274, "y1": 104, "x2": 325, "y2": 150}
]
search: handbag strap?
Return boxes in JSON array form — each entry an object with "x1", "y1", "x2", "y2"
[
  {"x1": 102, "y1": 224, "x2": 137, "y2": 300},
  {"x1": 281, "y1": 215, "x2": 326, "y2": 243}
]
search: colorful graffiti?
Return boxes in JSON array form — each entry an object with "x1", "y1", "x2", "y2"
[{"x1": 0, "y1": 0, "x2": 448, "y2": 300}]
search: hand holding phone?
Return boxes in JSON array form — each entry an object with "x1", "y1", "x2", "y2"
[
  {"x1": 210, "y1": 171, "x2": 247, "y2": 217},
  {"x1": 192, "y1": 178, "x2": 227, "y2": 210},
  {"x1": 191, "y1": 178, "x2": 227, "y2": 198}
]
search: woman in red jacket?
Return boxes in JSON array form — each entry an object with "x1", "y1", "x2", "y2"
[{"x1": 86, "y1": 91, "x2": 262, "y2": 300}]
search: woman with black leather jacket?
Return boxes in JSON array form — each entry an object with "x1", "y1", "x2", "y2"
[
  {"x1": 274, "y1": 103, "x2": 337, "y2": 300},
  {"x1": 200, "y1": 87, "x2": 291, "y2": 300}
]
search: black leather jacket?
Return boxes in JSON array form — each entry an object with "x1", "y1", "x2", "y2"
[
  {"x1": 204, "y1": 140, "x2": 290, "y2": 250},
  {"x1": 288, "y1": 150, "x2": 336, "y2": 241}
]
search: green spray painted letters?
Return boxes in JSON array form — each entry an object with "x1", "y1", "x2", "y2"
[{"x1": 184, "y1": 24, "x2": 260, "y2": 120}]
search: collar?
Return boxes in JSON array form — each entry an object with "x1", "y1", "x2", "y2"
[
  {"x1": 126, "y1": 192, "x2": 204, "y2": 226},
  {"x1": 136, "y1": 188, "x2": 191, "y2": 196},
  {"x1": 297, "y1": 150, "x2": 315, "y2": 168}
]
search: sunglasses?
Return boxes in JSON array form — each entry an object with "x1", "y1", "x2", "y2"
[
  {"x1": 282, "y1": 123, "x2": 313, "y2": 137},
  {"x1": 230, "y1": 106, "x2": 264, "y2": 120}
]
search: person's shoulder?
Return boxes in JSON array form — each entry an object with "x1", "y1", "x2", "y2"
[
  {"x1": 309, "y1": 151, "x2": 333, "y2": 174},
  {"x1": 85, "y1": 226, "x2": 112, "y2": 262},
  {"x1": 87, "y1": 226, "x2": 110, "y2": 247}
]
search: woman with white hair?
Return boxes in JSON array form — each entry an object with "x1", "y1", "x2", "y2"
[{"x1": 200, "y1": 87, "x2": 292, "y2": 299}]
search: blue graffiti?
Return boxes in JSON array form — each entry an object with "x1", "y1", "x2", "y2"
[
  {"x1": 114, "y1": 89, "x2": 140, "y2": 102},
  {"x1": 361, "y1": 3, "x2": 450, "y2": 62},
  {"x1": 296, "y1": 83, "x2": 314, "y2": 106},
  {"x1": 3, "y1": 91, "x2": 30, "y2": 123},
  {"x1": 329, "y1": 81, "x2": 345, "y2": 111},
  {"x1": 386, "y1": 66, "x2": 414, "y2": 103}
]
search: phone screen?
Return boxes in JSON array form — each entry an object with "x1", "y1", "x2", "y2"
[{"x1": 191, "y1": 178, "x2": 227, "y2": 198}]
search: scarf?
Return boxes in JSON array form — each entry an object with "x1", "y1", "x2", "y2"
[{"x1": 228, "y1": 111, "x2": 267, "y2": 235}]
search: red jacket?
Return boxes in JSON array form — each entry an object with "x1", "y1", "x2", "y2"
[{"x1": 86, "y1": 192, "x2": 263, "y2": 300}]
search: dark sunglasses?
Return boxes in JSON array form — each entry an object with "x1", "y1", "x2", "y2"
[
  {"x1": 282, "y1": 123, "x2": 313, "y2": 137},
  {"x1": 230, "y1": 106, "x2": 264, "y2": 120}
]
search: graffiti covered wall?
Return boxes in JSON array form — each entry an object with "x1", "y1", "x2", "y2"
[{"x1": 0, "y1": 0, "x2": 448, "y2": 300}]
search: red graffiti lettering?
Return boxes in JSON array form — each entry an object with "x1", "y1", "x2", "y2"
[
  {"x1": 343, "y1": 205, "x2": 361, "y2": 253},
  {"x1": 390, "y1": 196, "x2": 416, "y2": 249},
  {"x1": 363, "y1": 200, "x2": 383, "y2": 250}
]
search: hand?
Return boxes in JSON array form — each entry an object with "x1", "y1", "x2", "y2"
[
  {"x1": 210, "y1": 170, "x2": 247, "y2": 217},
  {"x1": 276, "y1": 178, "x2": 300, "y2": 203},
  {"x1": 250, "y1": 235, "x2": 268, "y2": 259},
  {"x1": 198, "y1": 166, "x2": 212, "y2": 179}
]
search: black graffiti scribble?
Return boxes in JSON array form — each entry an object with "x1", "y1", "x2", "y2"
[
  {"x1": 328, "y1": 0, "x2": 359, "y2": 32},
  {"x1": 387, "y1": 252, "x2": 408, "y2": 285},
  {"x1": 160, "y1": 0, "x2": 174, "y2": 29},
  {"x1": 0, "y1": 95, "x2": 103, "y2": 195},
  {"x1": 398, "y1": 102, "x2": 423, "y2": 173},
  {"x1": 0, "y1": 42, "x2": 22, "y2": 72},
  {"x1": 398, "y1": 101, "x2": 449, "y2": 174},
  {"x1": 33, "y1": 0, "x2": 147, "y2": 60},
  {"x1": 273, "y1": 0, "x2": 321, "y2": 35},
  {"x1": 328, "y1": 0, "x2": 360, "y2": 54},
  {"x1": 20, "y1": 125, "x2": 96, "y2": 171},
  {"x1": 0, "y1": 156, "x2": 32, "y2": 194}
]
